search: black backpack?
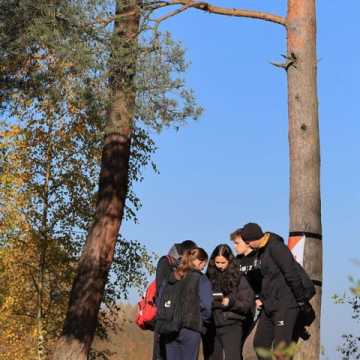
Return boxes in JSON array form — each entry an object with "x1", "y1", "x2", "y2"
[
  {"x1": 267, "y1": 233, "x2": 316, "y2": 302},
  {"x1": 155, "y1": 276, "x2": 184, "y2": 336},
  {"x1": 294, "y1": 261, "x2": 316, "y2": 302}
]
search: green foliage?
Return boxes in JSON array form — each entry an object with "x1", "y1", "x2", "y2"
[
  {"x1": 349, "y1": 274, "x2": 360, "y2": 297},
  {"x1": 1, "y1": 0, "x2": 202, "y2": 358},
  {"x1": 0, "y1": 0, "x2": 108, "y2": 110},
  {"x1": 255, "y1": 342, "x2": 300, "y2": 360},
  {"x1": 135, "y1": 30, "x2": 203, "y2": 132},
  {"x1": 334, "y1": 272, "x2": 360, "y2": 360}
]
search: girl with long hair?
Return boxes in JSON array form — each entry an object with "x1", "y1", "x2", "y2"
[
  {"x1": 205, "y1": 244, "x2": 255, "y2": 360},
  {"x1": 156, "y1": 247, "x2": 212, "y2": 360}
]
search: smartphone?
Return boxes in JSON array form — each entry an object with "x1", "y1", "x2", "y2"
[{"x1": 212, "y1": 292, "x2": 224, "y2": 301}]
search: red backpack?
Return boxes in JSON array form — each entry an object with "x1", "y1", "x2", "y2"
[
  {"x1": 136, "y1": 256, "x2": 175, "y2": 330},
  {"x1": 136, "y1": 280, "x2": 158, "y2": 330}
]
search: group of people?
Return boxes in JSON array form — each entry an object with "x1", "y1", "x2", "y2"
[{"x1": 152, "y1": 223, "x2": 314, "y2": 360}]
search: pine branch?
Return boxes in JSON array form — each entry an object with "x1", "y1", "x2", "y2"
[
  {"x1": 150, "y1": 0, "x2": 286, "y2": 26},
  {"x1": 271, "y1": 53, "x2": 297, "y2": 70},
  {"x1": 155, "y1": 1, "x2": 208, "y2": 23}
]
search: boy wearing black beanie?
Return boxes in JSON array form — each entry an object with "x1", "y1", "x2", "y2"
[{"x1": 232, "y1": 223, "x2": 306, "y2": 360}]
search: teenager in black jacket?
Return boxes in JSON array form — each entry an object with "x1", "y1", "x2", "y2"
[
  {"x1": 155, "y1": 240, "x2": 197, "y2": 291},
  {"x1": 231, "y1": 230, "x2": 263, "y2": 342},
  {"x1": 234, "y1": 223, "x2": 306, "y2": 360},
  {"x1": 157, "y1": 247, "x2": 212, "y2": 360},
  {"x1": 153, "y1": 240, "x2": 196, "y2": 360},
  {"x1": 205, "y1": 244, "x2": 254, "y2": 360}
]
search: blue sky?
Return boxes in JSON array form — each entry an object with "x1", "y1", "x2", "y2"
[{"x1": 122, "y1": 0, "x2": 360, "y2": 357}]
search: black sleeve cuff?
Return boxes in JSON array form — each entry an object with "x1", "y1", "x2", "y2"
[{"x1": 228, "y1": 294, "x2": 236, "y2": 308}]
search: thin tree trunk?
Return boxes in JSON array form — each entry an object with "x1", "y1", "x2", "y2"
[
  {"x1": 52, "y1": 2, "x2": 140, "y2": 359},
  {"x1": 38, "y1": 132, "x2": 52, "y2": 360},
  {"x1": 287, "y1": 1, "x2": 322, "y2": 359}
]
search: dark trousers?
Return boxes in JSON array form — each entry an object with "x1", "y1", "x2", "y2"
[
  {"x1": 216, "y1": 324, "x2": 244, "y2": 360},
  {"x1": 254, "y1": 308, "x2": 299, "y2": 360},
  {"x1": 165, "y1": 328, "x2": 201, "y2": 360},
  {"x1": 204, "y1": 323, "x2": 244, "y2": 360},
  {"x1": 153, "y1": 332, "x2": 166, "y2": 360}
]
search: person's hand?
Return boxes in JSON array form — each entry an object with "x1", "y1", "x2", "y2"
[
  {"x1": 222, "y1": 297, "x2": 230, "y2": 307},
  {"x1": 255, "y1": 299, "x2": 263, "y2": 310},
  {"x1": 297, "y1": 301, "x2": 307, "y2": 311},
  {"x1": 299, "y1": 302, "x2": 316, "y2": 326}
]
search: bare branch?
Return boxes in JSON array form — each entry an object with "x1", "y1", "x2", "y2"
[
  {"x1": 151, "y1": 0, "x2": 286, "y2": 26},
  {"x1": 29, "y1": 271, "x2": 40, "y2": 295},
  {"x1": 156, "y1": 1, "x2": 207, "y2": 23},
  {"x1": 94, "y1": 10, "x2": 138, "y2": 27},
  {"x1": 271, "y1": 53, "x2": 297, "y2": 70},
  {"x1": 12, "y1": 310, "x2": 36, "y2": 319}
]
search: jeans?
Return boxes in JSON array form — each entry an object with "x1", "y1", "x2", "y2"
[{"x1": 165, "y1": 328, "x2": 201, "y2": 360}]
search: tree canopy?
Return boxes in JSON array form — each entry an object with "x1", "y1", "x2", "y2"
[{"x1": 0, "y1": 0, "x2": 202, "y2": 358}]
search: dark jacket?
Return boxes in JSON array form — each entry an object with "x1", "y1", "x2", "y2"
[
  {"x1": 258, "y1": 233, "x2": 306, "y2": 313},
  {"x1": 237, "y1": 250, "x2": 262, "y2": 297},
  {"x1": 182, "y1": 269, "x2": 213, "y2": 333},
  {"x1": 156, "y1": 269, "x2": 212, "y2": 334},
  {"x1": 155, "y1": 244, "x2": 181, "y2": 290},
  {"x1": 212, "y1": 275, "x2": 254, "y2": 328}
]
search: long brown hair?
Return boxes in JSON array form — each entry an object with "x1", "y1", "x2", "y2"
[
  {"x1": 206, "y1": 244, "x2": 240, "y2": 295},
  {"x1": 175, "y1": 247, "x2": 208, "y2": 280}
]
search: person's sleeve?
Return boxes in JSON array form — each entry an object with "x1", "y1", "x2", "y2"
[
  {"x1": 228, "y1": 276, "x2": 255, "y2": 315},
  {"x1": 212, "y1": 301, "x2": 224, "y2": 310},
  {"x1": 155, "y1": 256, "x2": 171, "y2": 290},
  {"x1": 155, "y1": 281, "x2": 165, "y2": 307},
  {"x1": 270, "y1": 240, "x2": 306, "y2": 303},
  {"x1": 199, "y1": 276, "x2": 213, "y2": 323}
]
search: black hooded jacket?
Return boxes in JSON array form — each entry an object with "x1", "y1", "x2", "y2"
[
  {"x1": 155, "y1": 244, "x2": 180, "y2": 291},
  {"x1": 237, "y1": 250, "x2": 262, "y2": 296},
  {"x1": 212, "y1": 274, "x2": 255, "y2": 327}
]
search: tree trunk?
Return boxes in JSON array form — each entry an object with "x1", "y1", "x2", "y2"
[
  {"x1": 287, "y1": 1, "x2": 322, "y2": 359},
  {"x1": 52, "y1": 2, "x2": 140, "y2": 359},
  {"x1": 38, "y1": 131, "x2": 51, "y2": 360}
]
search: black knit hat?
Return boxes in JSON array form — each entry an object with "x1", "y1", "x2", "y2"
[{"x1": 240, "y1": 223, "x2": 264, "y2": 243}]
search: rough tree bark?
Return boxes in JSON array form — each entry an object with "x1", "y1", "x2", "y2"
[
  {"x1": 287, "y1": 0, "x2": 322, "y2": 359},
  {"x1": 52, "y1": 1, "x2": 140, "y2": 359}
]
